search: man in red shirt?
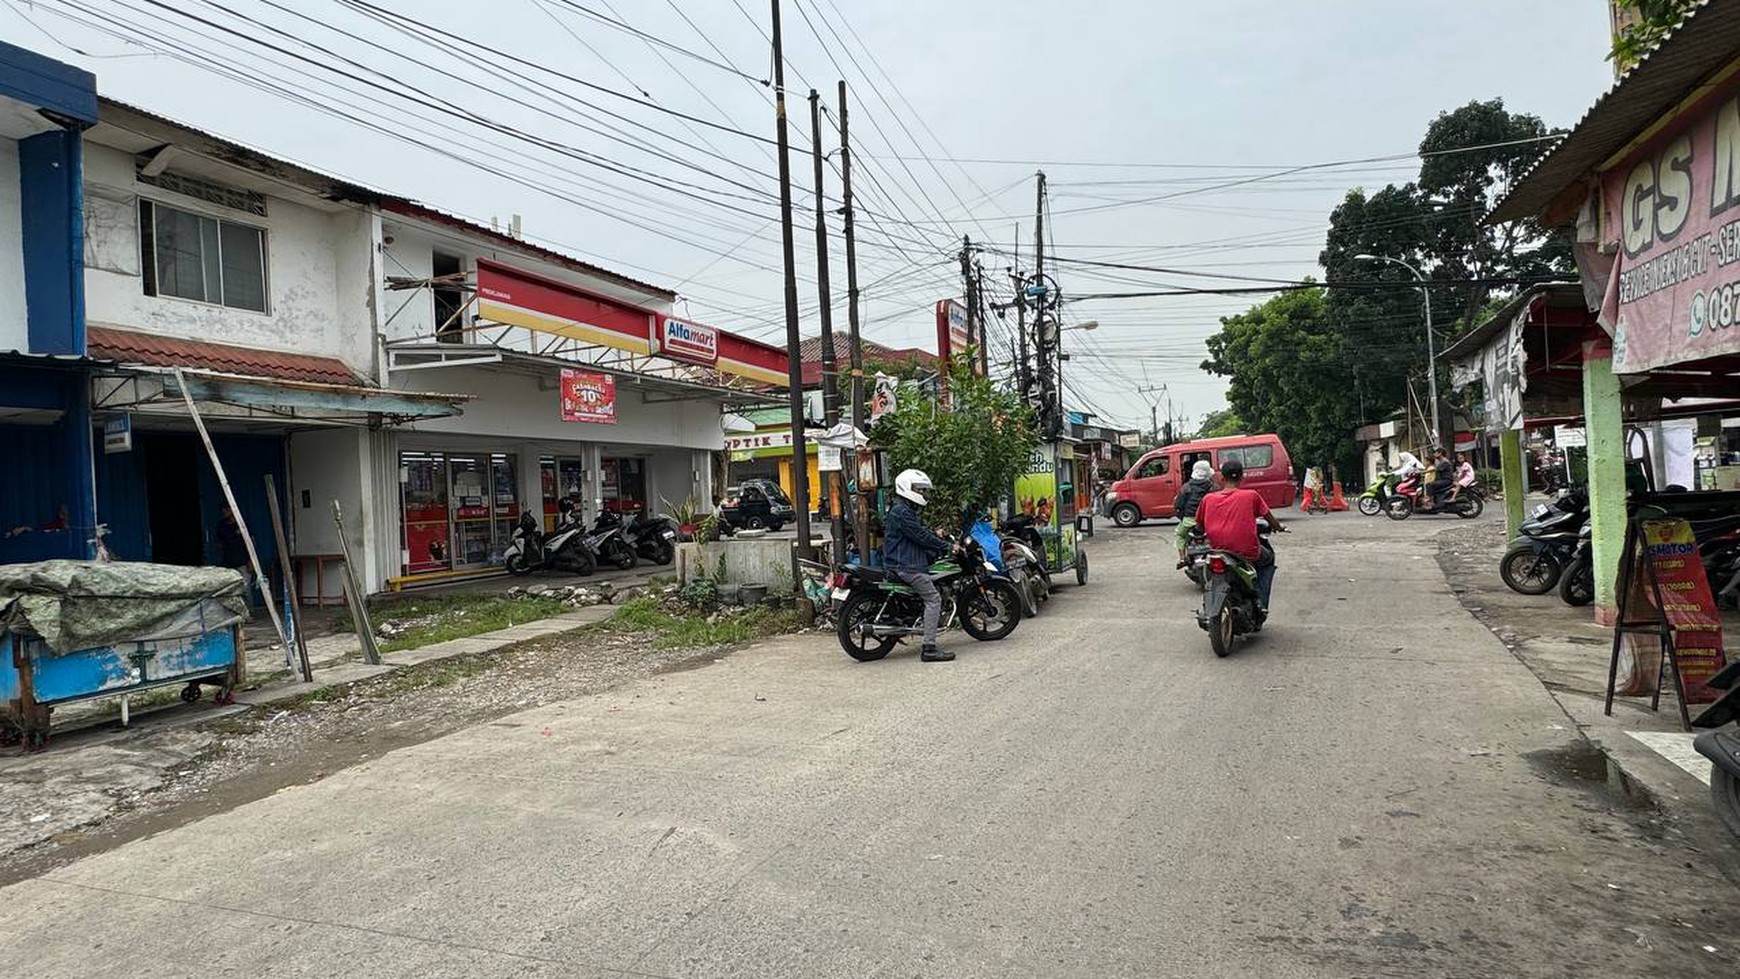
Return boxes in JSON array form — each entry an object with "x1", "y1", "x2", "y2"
[{"x1": 1197, "y1": 458, "x2": 1285, "y2": 611}]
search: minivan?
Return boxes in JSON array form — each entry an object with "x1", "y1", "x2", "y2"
[{"x1": 1104, "y1": 434, "x2": 1296, "y2": 527}]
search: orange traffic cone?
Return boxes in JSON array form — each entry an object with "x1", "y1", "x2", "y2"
[{"x1": 1329, "y1": 481, "x2": 1349, "y2": 511}]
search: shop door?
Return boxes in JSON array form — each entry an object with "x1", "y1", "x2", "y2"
[
  {"x1": 143, "y1": 436, "x2": 203, "y2": 566},
  {"x1": 603, "y1": 457, "x2": 646, "y2": 514},
  {"x1": 401, "y1": 451, "x2": 450, "y2": 574}
]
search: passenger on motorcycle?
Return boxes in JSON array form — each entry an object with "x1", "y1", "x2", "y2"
[
  {"x1": 884, "y1": 468, "x2": 955, "y2": 663},
  {"x1": 1173, "y1": 460, "x2": 1216, "y2": 564},
  {"x1": 1198, "y1": 459, "x2": 1285, "y2": 613},
  {"x1": 1448, "y1": 453, "x2": 1477, "y2": 503},
  {"x1": 1422, "y1": 449, "x2": 1454, "y2": 511},
  {"x1": 1394, "y1": 450, "x2": 1424, "y2": 481}
]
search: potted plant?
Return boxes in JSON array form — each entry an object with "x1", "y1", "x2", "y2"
[{"x1": 664, "y1": 496, "x2": 701, "y2": 541}]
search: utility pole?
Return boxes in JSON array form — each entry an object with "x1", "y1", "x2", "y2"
[
  {"x1": 973, "y1": 260, "x2": 989, "y2": 378},
  {"x1": 1031, "y1": 170, "x2": 1059, "y2": 439},
  {"x1": 838, "y1": 78, "x2": 868, "y2": 561},
  {"x1": 1137, "y1": 384, "x2": 1173, "y2": 445},
  {"x1": 770, "y1": 0, "x2": 812, "y2": 564},
  {"x1": 959, "y1": 235, "x2": 975, "y2": 368},
  {"x1": 809, "y1": 89, "x2": 845, "y2": 563}
]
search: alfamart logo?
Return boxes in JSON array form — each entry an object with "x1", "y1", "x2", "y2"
[{"x1": 661, "y1": 318, "x2": 718, "y2": 362}]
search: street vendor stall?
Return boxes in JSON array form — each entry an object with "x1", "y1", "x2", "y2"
[{"x1": 1, "y1": 561, "x2": 248, "y2": 749}]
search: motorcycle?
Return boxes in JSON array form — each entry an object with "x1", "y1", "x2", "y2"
[
  {"x1": 623, "y1": 510, "x2": 678, "y2": 565},
  {"x1": 1558, "y1": 523, "x2": 1595, "y2": 606},
  {"x1": 1181, "y1": 524, "x2": 1210, "y2": 591},
  {"x1": 834, "y1": 537, "x2": 1023, "y2": 661},
  {"x1": 581, "y1": 511, "x2": 639, "y2": 571},
  {"x1": 503, "y1": 501, "x2": 594, "y2": 577},
  {"x1": 1499, "y1": 489, "x2": 1589, "y2": 595},
  {"x1": 1197, "y1": 519, "x2": 1279, "y2": 658},
  {"x1": 970, "y1": 519, "x2": 1042, "y2": 618},
  {"x1": 1357, "y1": 471, "x2": 1401, "y2": 517},
  {"x1": 1694, "y1": 661, "x2": 1740, "y2": 840},
  {"x1": 1384, "y1": 473, "x2": 1485, "y2": 520}
]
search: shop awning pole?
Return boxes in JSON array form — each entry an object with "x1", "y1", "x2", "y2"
[{"x1": 173, "y1": 367, "x2": 291, "y2": 665}]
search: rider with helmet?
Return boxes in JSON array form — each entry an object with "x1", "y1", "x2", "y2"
[{"x1": 885, "y1": 469, "x2": 954, "y2": 663}]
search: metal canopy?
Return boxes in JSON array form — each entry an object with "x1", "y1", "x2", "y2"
[
  {"x1": 93, "y1": 367, "x2": 469, "y2": 424},
  {"x1": 385, "y1": 341, "x2": 784, "y2": 409}
]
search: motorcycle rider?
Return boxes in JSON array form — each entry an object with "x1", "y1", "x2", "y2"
[
  {"x1": 1173, "y1": 459, "x2": 1217, "y2": 565},
  {"x1": 1424, "y1": 448, "x2": 1454, "y2": 511},
  {"x1": 1198, "y1": 458, "x2": 1285, "y2": 614},
  {"x1": 885, "y1": 469, "x2": 954, "y2": 663}
]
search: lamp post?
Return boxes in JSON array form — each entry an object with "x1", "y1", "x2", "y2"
[
  {"x1": 1049, "y1": 320, "x2": 1098, "y2": 435},
  {"x1": 1354, "y1": 254, "x2": 1441, "y2": 449}
]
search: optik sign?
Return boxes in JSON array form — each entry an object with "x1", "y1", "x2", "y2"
[{"x1": 659, "y1": 317, "x2": 719, "y2": 365}]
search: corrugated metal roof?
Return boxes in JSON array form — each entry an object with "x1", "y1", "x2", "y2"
[
  {"x1": 86, "y1": 326, "x2": 360, "y2": 385},
  {"x1": 1440, "y1": 283, "x2": 1587, "y2": 364},
  {"x1": 1492, "y1": 0, "x2": 1739, "y2": 223}
]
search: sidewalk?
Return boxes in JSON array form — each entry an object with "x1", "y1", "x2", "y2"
[{"x1": 1437, "y1": 517, "x2": 1727, "y2": 819}]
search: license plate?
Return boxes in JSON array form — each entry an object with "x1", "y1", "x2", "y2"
[
  {"x1": 1532, "y1": 504, "x2": 1549, "y2": 517},
  {"x1": 831, "y1": 588, "x2": 850, "y2": 602}
]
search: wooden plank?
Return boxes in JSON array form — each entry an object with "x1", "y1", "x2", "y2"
[{"x1": 263, "y1": 474, "x2": 312, "y2": 683}]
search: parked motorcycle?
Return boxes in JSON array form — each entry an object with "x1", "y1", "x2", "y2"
[
  {"x1": 834, "y1": 537, "x2": 1022, "y2": 661},
  {"x1": 1357, "y1": 471, "x2": 1401, "y2": 517},
  {"x1": 623, "y1": 510, "x2": 678, "y2": 565},
  {"x1": 1197, "y1": 520, "x2": 1279, "y2": 657},
  {"x1": 581, "y1": 511, "x2": 639, "y2": 571},
  {"x1": 971, "y1": 519, "x2": 1042, "y2": 618},
  {"x1": 503, "y1": 501, "x2": 594, "y2": 576},
  {"x1": 1384, "y1": 473, "x2": 1485, "y2": 520},
  {"x1": 1500, "y1": 490, "x2": 1589, "y2": 595},
  {"x1": 1695, "y1": 662, "x2": 1740, "y2": 840},
  {"x1": 1558, "y1": 523, "x2": 1595, "y2": 606}
]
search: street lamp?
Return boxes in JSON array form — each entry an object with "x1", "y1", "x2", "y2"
[{"x1": 1354, "y1": 253, "x2": 1441, "y2": 448}]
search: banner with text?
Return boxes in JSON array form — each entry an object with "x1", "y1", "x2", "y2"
[{"x1": 559, "y1": 369, "x2": 616, "y2": 424}]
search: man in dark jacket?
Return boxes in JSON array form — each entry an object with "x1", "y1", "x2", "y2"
[
  {"x1": 1173, "y1": 459, "x2": 1216, "y2": 564},
  {"x1": 883, "y1": 468, "x2": 954, "y2": 662}
]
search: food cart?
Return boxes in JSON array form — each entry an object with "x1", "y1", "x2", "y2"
[
  {"x1": 1013, "y1": 442, "x2": 1089, "y2": 584},
  {"x1": 1, "y1": 561, "x2": 248, "y2": 749}
]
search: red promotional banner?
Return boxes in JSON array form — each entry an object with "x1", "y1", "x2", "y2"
[
  {"x1": 559, "y1": 369, "x2": 616, "y2": 424},
  {"x1": 1638, "y1": 519, "x2": 1729, "y2": 703},
  {"x1": 476, "y1": 258, "x2": 653, "y2": 354}
]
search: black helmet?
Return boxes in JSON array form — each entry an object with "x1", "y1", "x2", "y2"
[{"x1": 1220, "y1": 458, "x2": 1245, "y2": 481}]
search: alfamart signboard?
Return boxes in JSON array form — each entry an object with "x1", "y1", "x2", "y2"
[{"x1": 1602, "y1": 92, "x2": 1740, "y2": 372}]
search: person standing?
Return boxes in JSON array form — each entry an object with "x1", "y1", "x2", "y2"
[
  {"x1": 1173, "y1": 460, "x2": 1216, "y2": 564},
  {"x1": 883, "y1": 469, "x2": 954, "y2": 663}
]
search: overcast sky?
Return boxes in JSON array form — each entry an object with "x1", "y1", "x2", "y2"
[{"x1": 2, "y1": 1, "x2": 1616, "y2": 430}]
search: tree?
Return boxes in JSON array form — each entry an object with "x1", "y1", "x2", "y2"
[
  {"x1": 875, "y1": 360, "x2": 1040, "y2": 525},
  {"x1": 1195, "y1": 408, "x2": 1247, "y2": 440},
  {"x1": 1610, "y1": 1, "x2": 1701, "y2": 70}
]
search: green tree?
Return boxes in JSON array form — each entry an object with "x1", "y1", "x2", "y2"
[
  {"x1": 875, "y1": 361, "x2": 1040, "y2": 525},
  {"x1": 1610, "y1": 1, "x2": 1701, "y2": 70},
  {"x1": 1195, "y1": 408, "x2": 1247, "y2": 440}
]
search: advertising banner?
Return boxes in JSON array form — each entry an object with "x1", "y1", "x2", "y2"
[
  {"x1": 1013, "y1": 443, "x2": 1078, "y2": 572},
  {"x1": 935, "y1": 299, "x2": 972, "y2": 367},
  {"x1": 476, "y1": 259, "x2": 652, "y2": 354},
  {"x1": 1599, "y1": 90, "x2": 1740, "y2": 372},
  {"x1": 1623, "y1": 518, "x2": 1730, "y2": 703},
  {"x1": 559, "y1": 369, "x2": 616, "y2": 424}
]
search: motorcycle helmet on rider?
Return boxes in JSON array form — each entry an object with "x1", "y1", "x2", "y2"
[{"x1": 895, "y1": 469, "x2": 933, "y2": 507}]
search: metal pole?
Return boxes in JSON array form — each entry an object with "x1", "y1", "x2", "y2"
[
  {"x1": 1423, "y1": 278, "x2": 1442, "y2": 448},
  {"x1": 810, "y1": 89, "x2": 846, "y2": 564},
  {"x1": 838, "y1": 78, "x2": 869, "y2": 562},
  {"x1": 770, "y1": 0, "x2": 813, "y2": 565}
]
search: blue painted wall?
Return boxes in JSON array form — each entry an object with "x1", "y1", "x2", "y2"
[
  {"x1": 0, "y1": 39, "x2": 97, "y2": 126},
  {"x1": 18, "y1": 130, "x2": 86, "y2": 355}
]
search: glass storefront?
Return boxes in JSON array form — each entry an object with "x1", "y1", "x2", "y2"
[{"x1": 399, "y1": 450, "x2": 519, "y2": 576}]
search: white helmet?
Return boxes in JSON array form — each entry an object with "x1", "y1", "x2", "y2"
[{"x1": 894, "y1": 468, "x2": 933, "y2": 506}]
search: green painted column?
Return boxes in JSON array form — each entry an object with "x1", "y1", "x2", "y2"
[
  {"x1": 1581, "y1": 340, "x2": 1627, "y2": 622},
  {"x1": 1500, "y1": 429, "x2": 1526, "y2": 538}
]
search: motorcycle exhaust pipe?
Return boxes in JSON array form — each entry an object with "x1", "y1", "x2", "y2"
[{"x1": 859, "y1": 623, "x2": 920, "y2": 638}]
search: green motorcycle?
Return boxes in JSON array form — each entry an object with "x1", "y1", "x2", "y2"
[
  {"x1": 834, "y1": 538, "x2": 1022, "y2": 661},
  {"x1": 1357, "y1": 471, "x2": 1400, "y2": 517}
]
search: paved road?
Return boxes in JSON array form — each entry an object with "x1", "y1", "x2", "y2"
[{"x1": 5, "y1": 512, "x2": 1740, "y2": 977}]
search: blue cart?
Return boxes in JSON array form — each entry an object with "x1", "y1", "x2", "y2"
[{"x1": 1, "y1": 561, "x2": 248, "y2": 750}]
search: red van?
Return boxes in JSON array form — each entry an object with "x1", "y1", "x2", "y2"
[{"x1": 1104, "y1": 434, "x2": 1296, "y2": 527}]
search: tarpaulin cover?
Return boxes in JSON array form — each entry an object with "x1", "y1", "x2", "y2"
[{"x1": 0, "y1": 560, "x2": 246, "y2": 654}]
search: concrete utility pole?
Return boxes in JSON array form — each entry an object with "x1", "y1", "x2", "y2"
[
  {"x1": 770, "y1": 0, "x2": 812, "y2": 563},
  {"x1": 837, "y1": 79, "x2": 869, "y2": 561},
  {"x1": 1356, "y1": 254, "x2": 1442, "y2": 449},
  {"x1": 809, "y1": 89, "x2": 845, "y2": 563}
]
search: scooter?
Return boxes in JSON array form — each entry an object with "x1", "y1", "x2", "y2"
[
  {"x1": 1357, "y1": 471, "x2": 1401, "y2": 517},
  {"x1": 1693, "y1": 661, "x2": 1740, "y2": 840},
  {"x1": 581, "y1": 511, "x2": 639, "y2": 571},
  {"x1": 1197, "y1": 520, "x2": 1280, "y2": 658},
  {"x1": 503, "y1": 501, "x2": 594, "y2": 576},
  {"x1": 1181, "y1": 524, "x2": 1210, "y2": 590},
  {"x1": 1384, "y1": 473, "x2": 1485, "y2": 520},
  {"x1": 623, "y1": 510, "x2": 678, "y2": 566},
  {"x1": 834, "y1": 537, "x2": 1023, "y2": 661},
  {"x1": 973, "y1": 519, "x2": 1044, "y2": 618},
  {"x1": 1499, "y1": 489, "x2": 1588, "y2": 595}
]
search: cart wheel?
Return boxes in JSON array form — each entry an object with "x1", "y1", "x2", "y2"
[
  {"x1": 180, "y1": 683, "x2": 202, "y2": 703},
  {"x1": 0, "y1": 725, "x2": 21, "y2": 747},
  {"x1": 214, "y1": 686, "x2": 237, "y2": 707}
]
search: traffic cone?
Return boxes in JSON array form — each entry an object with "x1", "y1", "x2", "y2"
[{"x1": 1329, "y1": 481, "x2": 1349, "y2": 511}]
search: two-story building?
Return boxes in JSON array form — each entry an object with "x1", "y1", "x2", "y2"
[
  {"x1": 0, "y1": 41, "x2": 98, "y2": 565},
  {"x1": 67, "y1": 97, "x2": 783, "y2": 595}
]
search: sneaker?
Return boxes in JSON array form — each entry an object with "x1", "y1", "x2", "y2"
[{"x1": 920, "y1": 645, "x2": 955, "y2": 663}]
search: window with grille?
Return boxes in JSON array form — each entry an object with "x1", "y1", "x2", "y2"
[{"x1": 139, "y1": 200, "x2": 268, "y2": 312}]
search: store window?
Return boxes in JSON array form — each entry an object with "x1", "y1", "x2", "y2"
[
  {"x1": 399, "y1": 450, "x2": 519, "y2": 576},
  {"x1": 602, "y1": 456, "x2": 647, "y2": 514},
  {"x1": 401, "y1": 451, "x2": 450, "y2": 574},
  {"x1": 139, "y1": 199, "x2": 268, "y2": 312}
]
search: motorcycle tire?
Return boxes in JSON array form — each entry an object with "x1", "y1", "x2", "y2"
[
  {"x1": 573, "y1": 548, "x2": 596, "y2": 577},
  {"x1": 1457, "y1": 495, "x2": 1484, "y2": 519},
  {"x1": 505, "y1": 552, "x2": 533, "y2": 577},
  {"x1": 960, "y1": 580, "x2": 1022, "y2": 641},
  {"x1": 1384, "y1": 497, "x2": 1413, "y2": 521},
  {"x1": 1075, "y1": 551, "x2": 1089, "y2": 586},
  {"x1": 1209, "y1": 604, "x2": 1235, "y2": 658},
  {"x1": 613, "y1": 546, "x2": 638, "y2": 571},
  {"x1": 836, "y1": 591, "x2": 897, "y2": 661},
  {"x1": 649, "y1": 541, "x2": 674, "y2": 566},
  {"x1": 1711, "y1": 766, "x2": 1740, "y2": 841},
  {"x1": 1499, "y1": 546, "x2": 1561, "y2": 595},
  {"x1": 1559, "y1": 557, "x2": 1595, "y2": 607},
  {"x1": 1357, "y1": 495, "x2": 1382, "y2": 517}
]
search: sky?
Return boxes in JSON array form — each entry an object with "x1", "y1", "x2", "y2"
[{"x1": 0, "y1": 0, "x2": 1618, "y2": 431}]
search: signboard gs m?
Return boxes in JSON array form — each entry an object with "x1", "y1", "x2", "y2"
[{"x1": 659, "y1": 317, "x2": 719, "y2": 364}]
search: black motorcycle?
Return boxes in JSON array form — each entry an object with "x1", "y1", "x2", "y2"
[
  {"x1": 503, "y1": 502, "x2": 594, "y2": 576},
  {"x1": 1500, "y1": 489, "x2": 1588, "y2": 595},
  {"x1": 835, "y1": 538, "x2": 1022, "y2": 661},
  {"x1": 623, "y1": 511, "x2": 678, "y2": 566},
  {"x1": 581, "y1": 511, "x2": 639, "y2": 571},
  {"x1": 1197, "y1": 520, "x2": 1278, "y2": 658},
  {"x1": 1693, "y1": 661, "x2": 1740, "y2": 840}
]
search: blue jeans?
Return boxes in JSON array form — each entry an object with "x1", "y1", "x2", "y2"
[{"x1": 1254, "y1": 544, "x2": 1276, "y2": 610}]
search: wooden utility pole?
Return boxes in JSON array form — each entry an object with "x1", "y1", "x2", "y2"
[
  {"x1": 770, "y1": 0, "x2": 812, "y2": 564},
  {"x1": 839, "y1": 78, "x2": 869, "y2": 562},
  {"x1": 810, "y1": 89, "x2": 846, "y2": 563}
]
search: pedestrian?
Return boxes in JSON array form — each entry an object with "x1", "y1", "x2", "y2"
[
  {"x1": 1173, "y1": 460, "x2": 1216, "y2": 565},
  {"x1": 883, "y1": 469, "x2": 954, "y2": 663},
  {"x1": 217, "y1": 506, "x2": 255, "y2": 602}
]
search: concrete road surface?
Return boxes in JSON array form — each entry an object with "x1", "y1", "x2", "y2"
[{"x1": 5, "y1": 512, "x2": 1739, "y2": 977}]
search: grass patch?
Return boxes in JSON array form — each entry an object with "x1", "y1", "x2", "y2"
[
  {"x1": 602, "y1": 596, "x2": 796, "y2": 650},
  {"x1": 339, "y1": 593, "x2": 571, "y2": 653}
]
